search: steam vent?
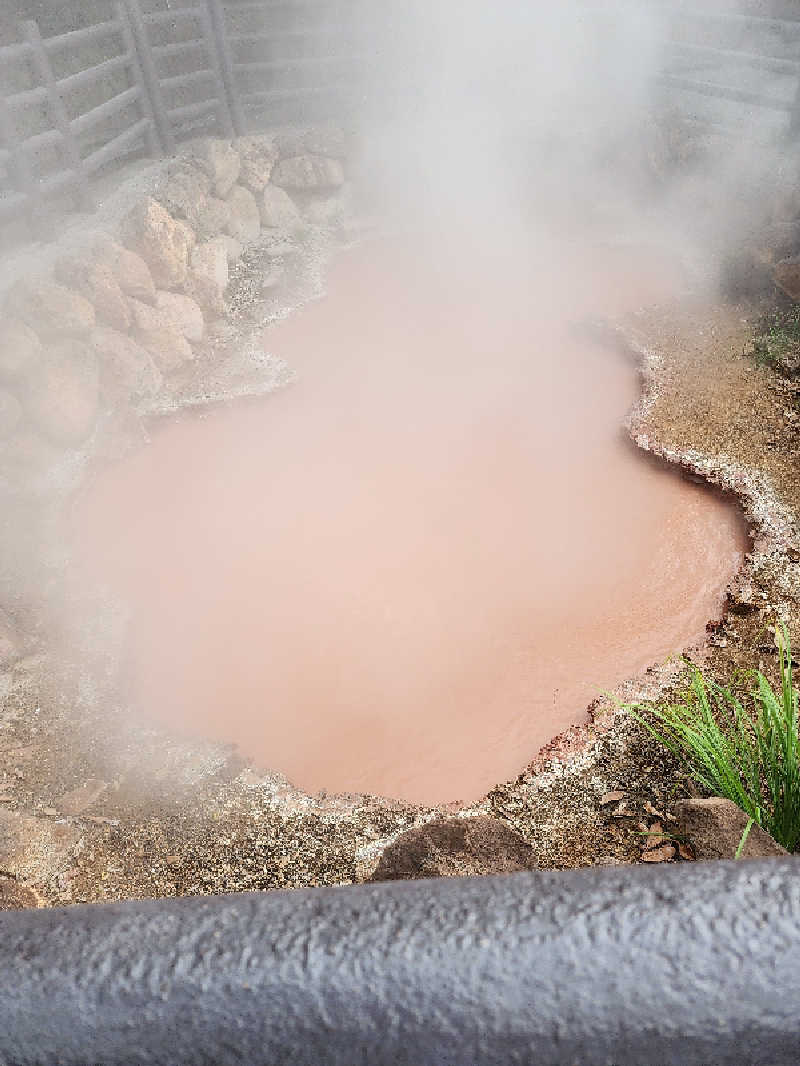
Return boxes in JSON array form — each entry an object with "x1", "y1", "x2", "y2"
[{"x1": 0, "y1": 4, "x2": 799, "y2": 1056}]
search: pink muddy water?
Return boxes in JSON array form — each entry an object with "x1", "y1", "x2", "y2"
[{"x1": 74, "y1": 235, "x2": 747, "y2": 806}]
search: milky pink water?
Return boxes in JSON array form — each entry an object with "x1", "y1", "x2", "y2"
[{"x1": 73, "y1": 235, "x2": 747, "y2": 805}]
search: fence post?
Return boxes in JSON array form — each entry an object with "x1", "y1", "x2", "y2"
[
  {"x1": 119, "y1": 0, "x2": 176, "y2": 155},
  {"x1": 21, "y1": 19, "x2": 94, "y2": 212},
  {"x1": 115, "y1": 0, "x2": 162, "y2": 157},
  {"x1": 0, "y1": 95, "x2": 39, "y2": 237},
  {"x1": 205, "y1": 0, "x2": 246, "y2": 136},
  {"x1": 198, "y1": 0, "x2": 236, "y2": 138}
]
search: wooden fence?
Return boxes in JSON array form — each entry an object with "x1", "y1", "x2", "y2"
[{"x1": 0, "y1": 0, "x2": 358, "y2": 236}]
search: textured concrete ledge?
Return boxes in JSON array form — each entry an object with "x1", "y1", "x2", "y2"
[{"x1": 1, "y1": 857, "x2": 798, "y2": 1065}]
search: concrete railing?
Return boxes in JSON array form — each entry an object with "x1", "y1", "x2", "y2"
[{"x1": 1, "y1": 858, "x2": 799, "y2": 1065}]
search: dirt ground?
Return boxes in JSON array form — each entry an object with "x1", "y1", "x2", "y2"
[{"x1": 1, "y1": 221, "x2": 799, "y2": 908}]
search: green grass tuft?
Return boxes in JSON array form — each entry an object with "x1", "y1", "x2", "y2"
[{"x1": 628, "y1": 628, "x2": 800, "y2": 852}]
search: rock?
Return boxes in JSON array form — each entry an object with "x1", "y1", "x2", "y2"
[
  {"x1": 303, "y1": 194, "x2": 345, "y2": 227},
  {"x1": 155, "y1": 290, "x2": 204, "y2": 343},
  {"x1": 271, "y1": 154, "x2": 345, "y2": 191},
  {"x1": 121, "y1": 198, "x2": 191, "y2": 290},
  {"x1": 8, "y1": 279, "x2": 95, "y2": 339},
  {"x1": 192, "y1": 138, "x2": 241, "y2": 198},
  {"x1": 188, "y1": 237, "x2": 229, "y2": 313},
  {"x1": 222, "y1": 235, "x2": 243, "y2": 263},
  {"x1": 0, "y1": 608, "x2": 21, "y2": 668},
  {"x1": 641, "y1": 844, "x2": 676, "y2": 863},
  {"x1": 90, "y1": 326, "x2": 163, "y2": 400},
  {"x1": 0, "y1": 319, "x2": 42, "y2": 383},
  {"x1": 226, "y1": 184, "x2": 261, "y2": 245},
  {"x1": 191, "y1": 196, "x2": 232, "y2": 241},
  {"x1": 97, "y1": 239, "x2": 157, "y2": 305},
  {"x1": 673, "y1": 797, "x2": 788, "y2": 860},
  {"x1": 238, "y1": 134, "x2": 279, "y2": 192},
  {"x1": 0, "y1": 389, "x2": 22, "y2": 439},
  {"x1": 260, "y1": 185, "x2": 302, "y2": 230},
  {"x1": 0, "y1": 878, "x2": 39, "y2": 910},
  {"x1": 24, "y1": 340, "x2": 99, "y2": 446},
  {"x1": 173, "y1": 217, "x2": 197, "y2": 253},
  {"x1": 599, "y1": 791, "x2": 627, "y2": 806},
  {"x1": 58, "y1": 778, "x2": 107, "y2": 816},
  {"x1": 156, "y1": 164, "x2": 211, "y2": 221},
  {"x1": 129, "y1": 297, "x2": 194, "y2": 372},
  {"x1": 773, "y1": 256, "x2": 800, "y2": 302},
  {"x1": 54, "y1": 255, "x2": 131, "y2": 332},
  {"x1": 370, "y1": 816, "x2": 536, "y2": 882},
  {"x1": 275, "y1": 124, "x2": 348, "y2": 160}
]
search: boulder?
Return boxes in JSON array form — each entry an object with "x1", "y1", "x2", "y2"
[
  {"x1": 260, "y1": 185, "x2": 302, "y2": 230},
  {"x1": 54, "y1": 255, "x2": 131, "y2": 332},
  {"x1": 155, "y1": 290, "x2": 204, "y2": 343},
  {"x1": 773, "y1": 256, "x2": 800, "y2": 302},
  {"x1": 90, "y1": 326, "x2": 163, "y2": 400},
  {"x1": 673, "y1": 797, "x2": 788, "y2": 860},
  {"x1": 271, "y1": 154, "x2": 345, "y2": 191},
  {"x1": 0, "y1": 319, "x2": 41, "y2": 383},
  {"x1": 121, "y1": 198, "x2": 191, "y2": 290},
  {"x1": 191, "y1": 196, "x2": 231, "y2": 241},
  {"x1": 96, "y1": 239, "x2": 157, "y2": 305},
  {"x1": 226, "y1": 184, "x2": 261, "y2": 245},
  {"x1": 24, "y1": 340, "x2": 99, "y2": 446},
  {"x1": 275, "y1": 124, "x2": 348, "y2": 160},
  {"x1": 192, "y1": 138, "x2": 241, "y2": 198},
  {"x1": 8, "y1": 279, "x2": 95, "y2": 339},
  {"x1": 0, "y1": 389, "x2": 23, "y2": 439},
  {"x1": 370, "y1": 816, "x2": 536, "y2": 882},
  {"x1": 130, "y1": 298, "x2": 193, "y2": 372},
  {"x1": 173, "y1": 217, "x2": 197, "y2": 253},
  {"x1": 303, "y1": 194, "x2": 345, "y2": 228},
  {"x1": 156, "y1": 164, "x2": 211, "y2": 221},
  {"x1": 0, "y1": 608, "x2": 21, "y2": 668},
  {"x1": 237, "y1": 134, "x2": 279, "y2": 192}
]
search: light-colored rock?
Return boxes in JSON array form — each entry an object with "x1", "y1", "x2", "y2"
[
  {"x1": 0, "y1": 319, "x2": 41, "y2": 383},
  {"x1": 226, "y1": 184, "x2": 261, "y2": 244},
  {"x1": 275, "y1": 124, "x2": 348, "y2": 160},
  {"x1": 260, "y1": 185, "x2": 302, "y2": 230},
  {"x1": 8, "y1": 279, "x2": 95, "y2": 339},
  {"x1": 370, "y1": 817, "x2": 536, "y2": 882},
  {"x1": 130, "y1": 298, "x2": 193, "y2": 371},
  {"x1": 222, "y1": 235, "x2": 243, "y2": 263},
  {"x1": 271, "y1": 154, "x2": 345, "y2": 190},
  {"x1": 54, "y1": 255, "x2": 131, "y2": 332},
  {"x1": 237, "y1": 134, "x2": 279, "y2": 192},
  {"x1": 121, "y1": 198, "x2": 191, "y2": 290},
  {"x1": 0, "y1": 390, "x2": 22, "y2": 439},
  {"x1": 173, "y1": 217, "x2": 197, "y2": 253},
  {"x1": 0, "y1": 608, "x2": 21, "y2": 668},
  {"x1": 673, "y1": 797, "x2": 788, "y2": 860},
  {"x1": 0, "y1": 807, "x2": 79, "y2": 882},
  {"x1": 97, "y1": 239, "x2": 157, "y2": 305},
  {"x1": 191, "y1": 196, "x2": 231, "y2": 241},
  {"x1": 192, "y1": 138, "x2": 241, "y2": 198},
  {"x1": 155, "y1": 290, "x2": 204, "y2": 343},
  {"x1": 24, "y1": 340, "x2": 99, "y2": 446},
  {"x1": 157, "y1": 164, "x2": 211, "y2": 221},
  {"x1": 187, "y1": 237, "x2": 229, "y2": 313},
  {"x1": 90, "y1": 326, "x2": 162, "y2": 399}
]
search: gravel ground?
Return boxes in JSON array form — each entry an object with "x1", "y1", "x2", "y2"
[{"x1": 1, "y1": 211, "x2": 798, "y2": 907}]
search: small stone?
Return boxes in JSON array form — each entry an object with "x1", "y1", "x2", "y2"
[
  {"x1": 599, "y1": 791, "x2": 627, "y2": 806},
  {"x1": 673, "y1": 797, "x2": 788, "y2": 860},
  {"x1": 58, "y1": 778, "x2": 108, "y2": 816},
  {"x1": 643, "y1": 821, "x2": 670, "y2": 849},
  {"x1": 226, "y1": 185, "x2": 261, "y2": 245},
  {"x1": 42, "y1": 807, "x2": 58, "y2": 817},
  {"x1": 644, "y1": 801, "x2": 664, "y2": 819},
  {"x1": 0, "y1": 319, "x2": 42, "y2": 383},
  {"x1": 192, "y1": 138, "x2": 241, "y2": 198},
  {"x1": 370, "y1": 816, "x2": 536, "y2": 882},
  {"x1": 271, "y1": 154, "x2": 344, "y2": 191},
  {"x1": 678, "y1": 841, "x2": 696, "y2": 861},
  {"x1": 155, "y1": 291, "x2": 204, "y2": 343},
  {"x1": 156, "y1": 164, "x2": 211, "y2": 221},
  {"x1": 222, "y1": 235, "x2": 243, "y2": 263},
  {"x1": 237, "y1": 134, "x2": 278, "y2": 192},
  {"x1": 260, "y1": 185, "x2": 302, "y2": 230},
  {"x1": 641, "y1": 844, "x2": 676, "y2": 863}
]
